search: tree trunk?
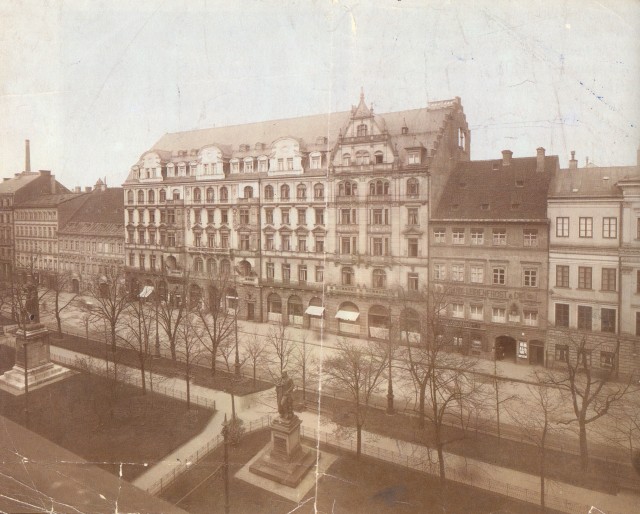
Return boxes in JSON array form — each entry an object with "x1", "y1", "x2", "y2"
[
  {"x1": 170, "y1": 338, "x2": 177, "y2": 362},
  {"x1": 186, "y1": 372, "x2": 191, "y2": 410},
  {"x1": 110, "y1": 324, "x2": 117, "y2": 352},
  {"x1": 579, "y1": 422, "x2": 589, "y2": 470},
  {"x1": 495, "y1": 379, "x2": 501, "y2": 440},
  {"x1": 356, "y1": 423, "x2": 362, "y2": 459},
  {"x1": 211, "y1": 351, "x2": 217, "y2": 376},
  {"x1": 140, "y1": 358, "x2": 146, "y2": 395},
  {"x1": 253, "y1": 363, "x2": 256, "y2": 388},
  {"x1": 418, "y1": 384, "x2": 426, "y2": 429},
  {"x1": 437, "y1": 442, "x2": 446, "y2": 485},
  {"x1": 540, "y1": 454, "x2": 545, "y2": 513}
]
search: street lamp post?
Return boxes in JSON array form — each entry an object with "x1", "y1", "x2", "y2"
[
  {"x1": 222, "y1": 413, "x2": 231, "y2": 514},
  {"x1": 386, "y1": 340, "x2": 394, "y2": 415},
  {"x1": 233, "y1": 296, "x2": 240, "y2": 377},
  {"x1": 23, "y1": 341, "x2": 30, "y2": 428}
]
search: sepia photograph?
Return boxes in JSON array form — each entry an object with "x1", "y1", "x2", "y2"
[{"x1": 0, "y1": 1, "x2": 639, "y2": 512}]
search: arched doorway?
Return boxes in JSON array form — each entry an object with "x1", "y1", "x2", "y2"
[
  {"x1": 368, "y1": 305, "x2": 390, "y2": 340},
  {"x1": 287, "y1": 295, "x2": 303, "y2": 325},
  {"x1": 307, "y1": 297, "x2": 324, "y2": 330},
  {"x1": 267, "y1": 293, "x2": 282, "y2": 323},
  {"x1": 335, "y1": 301, "x2": 360, "y2": 335},
  {"x1": 495, "y1": 335, "x2": 517, "y2": 362},
  {"x1": 165, "y1": 255, "x2": 177, "y2": 269},
  {"x1": 400, "y1": 308, "x2": 421, "y2": 344},
  {"x1": 71, "y1": 279, "x2": 80, "y2": 294}
]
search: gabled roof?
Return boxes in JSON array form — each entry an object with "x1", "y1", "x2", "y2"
[
  {"x1": 0, "y1": 172, "x2": 40, "y2": 193},
  {"x1": 550, "y1": 165, "x2": 639, "y2": 198},
  {"x1": 58, "y1": 188, "x2": 124, "y2": 235},
  {"x1": 433, "y1": 155, "x2": 558, "y2": 221}
]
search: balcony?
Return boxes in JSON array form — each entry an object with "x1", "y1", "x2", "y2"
[
  {"x1": 261, "y1": 278, "x2": 323, "y2": 291},
  {"x1": 326, "y1": 283, "x2": 398, "y2": 298},
  {"x1": 165, "y1": 199, "x2": 184, "y2": 206},
  {"x1": 339, "y1": 134, "x2": 389, "y2": 145},
  {"x1": 166, "y1": 268, "x2": 184, "y2": 278},
  {"x1": 238, "y1": 197, "x2": 259, "y2": 204},
  {"x1": 367, "y1": 194, "x2": 391, "y2": 203},
  {"x1": 335, "y1": 195, "x2": 361, "y2": 203}
]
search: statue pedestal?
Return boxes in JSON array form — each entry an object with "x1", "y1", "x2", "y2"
[
  {"x1": 249, "y1": 415, "x2": 317, "y2": 488},
  {"x1": 0, "y1": 323, "x2": 72, "y2": 394}
]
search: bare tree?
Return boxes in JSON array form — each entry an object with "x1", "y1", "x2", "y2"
[
  {"x1": 157, "y1": 271, "x2": 188, "y2": 363},
  {"x1": 245, "y1": 330, "x2": 267, "y2": 389},
  {"x1": 176, "y1": 310, "x2": 204, "y2": 410},
  {"x1": 192, "y1": 271, "x2": 236, "y2": 376},
  {"x1": 506, "y1": 372, "x2": 563, "y2": 512},
  {"x1": 292, "y1": 333, "x2": 317, "y2": 402},
  {"x1": 324, "y1": 338, "x2": 388, "y2": 459},
  {"x1": 46, "y1": 269, "x2": 77, "y2": 337},
  {"x1": 544, "y1": 335, "x2": 635, "y2": 470},
  {"x1": 87, "y1": 266, "x2": 130, "y2": 351},
  {"x1": 266, "y1": 316, "x2": 293, "y2": 379},
  {"x1": 491, "y1": 353, "x2": 518, "y2": 441},
  {"x1": 120, "y1": 297, "x2": 155, "y2": 394}
]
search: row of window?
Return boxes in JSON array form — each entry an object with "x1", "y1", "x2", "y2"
[
  {"x1": 433, "y1": 227, "x2": 537, "y2": 247},
  {"x1": 433, "y1": 263, "x2": 539, "y2": 287},
  {"x1": 15, "y1": 240, "x2": 55, "y2": 253},
  {"x1": 554, "y1": 303, "x2": 616, "y2": 333},
  {"x1": 555, "y1": 265, "x2": 617, "y2": 291},
  {"x1": 14, "y1": 210, "x2": 56, "y2": 221},
  {"x1": 61, "y1": 239, "x2": 123, "y2": 255},
  {"x1": 446, "y1": 303, "x2": 539, "y2": 325},
  {"x1": 15, "y1": 225, "x2": 56, "y2": 238},
  {"x1": 555, "y1": 216, "x2": 618, "y2": 239},
  {"x1": 554, "y1": 345, "x2": 616, "y2": 369}
]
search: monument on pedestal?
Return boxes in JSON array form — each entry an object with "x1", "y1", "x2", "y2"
[
  {"x1": 0, "y1": 280, "x2": 72, "y2": 394},
  {"x1": 249, "y1": 371, "x2": 317, "y2": 487}
]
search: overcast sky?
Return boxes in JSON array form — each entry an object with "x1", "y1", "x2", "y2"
[{"x1": 1, "y1": 0, "x2": 638, "y2": 189}]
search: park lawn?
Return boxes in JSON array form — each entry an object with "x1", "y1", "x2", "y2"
[
  {"x1": 300, "y1": 391, "x2": 638, "y2": 495},
  {"x1": 160, "y1": 429, "x2": 549, "y2": 514},
  {"x1": 50, "y1": 331, "x2": 272, "y2": 396},
  {"x1": 0, "y1": 370, "x2": 213, "y2": 481}
]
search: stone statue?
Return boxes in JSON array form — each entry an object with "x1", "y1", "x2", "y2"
[
  {"x1": 275, "y1": 371, "x2": 295, "y2": 420},
  {"x1": 23, "y1": 279, "x2": 39, "y2": 325}
]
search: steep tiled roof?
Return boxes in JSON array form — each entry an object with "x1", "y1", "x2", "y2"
[
  {"x1": 433, "y1": 156, "x2": 558, "y2": 221},
  {"x1": 15, "y1": 193, "x2": 85, "y2": 207},
  {"x1": 550, "y1": 166, "x2": 639, "y2": 197},
  {"x1": 58, "y1": 188, "x2": 124, "y2": 236},
  {"x1": 0, "y1": 172, "x2": 40, "y2": 193}
]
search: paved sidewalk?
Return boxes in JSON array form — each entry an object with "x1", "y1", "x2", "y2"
[{"x1": 48, "y1": 346, "x2": 639, "y2": 513}]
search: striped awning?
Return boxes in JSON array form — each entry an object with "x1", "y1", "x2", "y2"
[
  {"x1": 305, "y1": 306, "x2": 325, "y2": 316},
  {"x1": 139, "y1": 286, "x2": 154, "y2": 298},
  {"x1": 335, "y1": 310, "x2": 359, "y2": 322}
]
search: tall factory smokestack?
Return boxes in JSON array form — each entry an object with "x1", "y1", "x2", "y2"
[{"x1": 25, "y1": 140, "x2": 31, "y2": 172}]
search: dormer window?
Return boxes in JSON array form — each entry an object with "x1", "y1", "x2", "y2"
[
  {"x1": 357, "y1": 124, "x2": 367, "y2": 137},
  {"x1": 231, "y1": 161, "x2": 239, "y2": 173},
  {"x1": 511, "y1": 203, "x2": 521, "y2": 210},
  {"x1": 310, "y1": 154, "x2": 321, "y2": 169},
  {"x1": 374, "y1": 151, "x2": 383, "y2": 164},
  {"x1": 244, "y1": 158, "x2": 254, "y2": 173},
  {"x1": 408, "y1": 152, "x2": 420, "y2": 165},
  {"x1": 492, "y1": 162, "x2": 500, "y2": 171},
  {"x1": 481, "y1": 203, "x2": 490, "y2": 211},
  {"x1": 515, "y1": 179, "x2": 524, "y2": 187},
  {"x1": 343, "y1": 154, "x2": 351, "y2": 166},
  {"x1": 258, "y1": 157, "x2": 268, "y2": 172},
  {"x1": 286, "y1": 158, "x2": 293, "y2": 170}
]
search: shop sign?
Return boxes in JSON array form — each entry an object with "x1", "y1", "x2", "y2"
[{"x1": 518, "y1": 340, "x2": 528, "y2": 359}]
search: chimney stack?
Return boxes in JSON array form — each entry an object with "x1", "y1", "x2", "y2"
[
  {"x1": 569, "y1": 151, "x2": 578, "y2": 170},
  {"x1": 74, "y1": 186, "x2": 81, "y2": 193},
  {"x1": 536, "y1": 147, "x2": 545, "y2": 172},
  {"x1": 85, "y1": 186, "x2": 92, "y2": 193},
  {"x1": 25, "y1": 140, "x2": 31, "y2": 172},
  {"x1": 501, "y1": 150, "x2": 513, "y2": 166}
]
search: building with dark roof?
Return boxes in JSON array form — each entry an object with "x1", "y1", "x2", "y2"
[
  {"x1": 429, "y1": 148, "x2": 558, "y2": 365},
  {"x1": 122, "y1": 93, "x2": 470, "y2": 337},
  {"x1": 547, "y1": 152, "x2": 640, "y2": 376},
  {"x1": 57, "y1": 180, "x2": 125, "y2": 292}
]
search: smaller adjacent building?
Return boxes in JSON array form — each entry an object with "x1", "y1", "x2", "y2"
[
  {"x1": 429, "y1": 148, "x2": 557, "y2": 365},
  {"x1": 547, "y1": 153, "x2": 640, "y2": 376},
  {"x1": 57, "y1": 180, "x2": 125, "y2": 293}
]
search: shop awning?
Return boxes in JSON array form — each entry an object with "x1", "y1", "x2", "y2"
[
  {"x1": 305, "y1": 306, "x2": 325, "y2": 316},
  {"x1": 335, "y1": 310, "x2": 359, "y2": 322},
  {"x1": 139, "y1": 286, "x2": 154, "y2": 298}
]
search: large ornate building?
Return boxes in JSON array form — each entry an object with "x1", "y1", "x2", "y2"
[{"x1": 122, "y1": 93, "x2": 470, "y2": 337}]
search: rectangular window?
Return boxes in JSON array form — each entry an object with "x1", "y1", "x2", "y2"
[
  {"x1": 434, "y1": 228, "x2": 445, "y2": 244},
  {"x1": 266, "y1": 262, "x2": 274, "y2": 281},
  {"x1": 297, "y1": 208, "x2": 306, "y2": 225},
  {"x1": 408, "y1": 152, "x2": 420, "y2": 165},
  {"x1": 240, "y1": 209, "x2": 249, "y2": 225},
  {"x1": 311, "y1": 155, "x2": 320, "y2": 169},
  {"x1": 602, "y1": 217, "x2": 617, "y2": 239},
  {"x1": 555, "y1": 344, "x2": 569, "y2": 362},
  {"x1": 492, "y1": 267, "x2": 505, "y2": 285},
  {"x1": 523, "y1": 229, "x2": 538, "y2": 247},
  {"x1": 470, "y1": 229, "x2": 484, "y2": 245},
  {"x1": 556, "y1": 265, "x2": 569, "y2": 288},
  {"x1": 492, "y1": 228, "x2": 506, "y2": 245},
  {"x1": 282, "y1": 264, "x2": 291, "y2": 283},
  {"x1": 523, "y1": 269, "x2": 538, "y2": 288},
  {"x1": 578, "y1": 350, "x2": 592, "y2": 368},
  {"x1": 601, "y1": 351, "x2": 615, "y2": 369},
  {"x1": 315, "y1": 266, "x2": 324, "y2": 282},
  {"x1": 298, "y1": 237, "x2": 307, "y2": 252},
  {"x1": 601, "y1": 308, "x2": 616, "y2": 333},
  {"x1": 167, "y1": 234, "x2": 176, "y2": 246},
  {"x1": 240, "y1": 234, "x2": 250, "y2": 250},
  {"x1": 578, "y1": 306, "x2": 592, "y2": 331},
  {"x1": 452, "y1": 303, "x2": 464, "y2": 318},
  {"x1": 281, "y1": 234, "x2": 290, "y2": 251},
  {"x1": 470, "y1": 266, "x2": 484, "y2": 284},
  {"x1": 408, "y1": 238, "x2": 419, "y2": 257},
  {"x1": 265, "y1": 208, "x2": 274, "y2": 224},
  {"x1": 638, "y1": 270, "x2": 640, "y2": 293},
  {"x1": 556, "y1": 217, "x2": 569, "y2": 237},
  {"x1": 492, "y1": 307, "x2": 506, "y2": 323},
  {"x1": 281, "y1": 208, "x2": 290, "y2": 225},
  {"x1": 578, "y1": 267, "x2": 592, "y2": 289},
  {"x1": 298, "y1": 265, "x2": 307, "y2": 283},
  {"x1": 579, "y1": 217, "x2": 593, "y2": 238},
  {"x1": 139, "y1": 254, "x2": 145, "y2": 270},
  {"x1": 244, "y1": 161, "x2": 253, "y2": 173},
  {"x1": 221, "y1": 209, "x2": 228, "y2": 224},
  {"x1": 265, "y1": 234, "x2": 274, "y2": 250},
  {"x1": 433, "y1": 264, "x2": 446, "y2": 280},
  {"x1": 220, "y1": 233, "x2": 228, "y2": 248},
  {"x1": 286, "y1": 158, "x2": 293, "y2": 170},
  {"x1": 129, "y1": 253, "x2": 135, "y2": 266},
  {"x1": 452, "y1": 229, "x2": 465, "y2": 245},
  {"x1": 453, "y1": 336, "x2": 464, "y2": 347},
  {"x1": 601, "y1": 268, "x2": 616, "y2": 291},
  {"x1": 451, "y1": 264, "x2": 464, "y2": 282},
  {"x1": 407, "y1": 208, "x2": 419, "y2": 226},
  {"x1": 555, "y1": 304, "x2": 569, "y2": 327},
  {"x1": 372, "y1": 238, "x2": 383, "y2": 256},
  {"x1": 524, "y1": 310, "x2": 538, "y2": 326},
  {"x1": 277, "y1": 158, "x2": 284, "y2": 171},
  {"x1": 470, "y1": 304, "x2": 483, "y2": 320},
  {"x1": 341, "y1": 237, "x2": 351, "y2": 255},
  {"x1": 408, "y1": 273, "x2": 419, "y2": 291},
  {"x1": 315, "y1": 208, "x2": 324, "y2": 225},
  {"x1": 315, "y1": 236, "x2": 324, "y2": 253}
]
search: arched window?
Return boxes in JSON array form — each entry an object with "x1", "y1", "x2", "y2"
[
  {"x1": 267, "y1": 293, "x2": 282, "y2": 314},
  {"x1": 400, "y1": 308, "x2": 421, "y2": 343},
  {"x1": 407, "y1": 178, "x2": 419, "y2": 197},
  {"x1": 314, "y1": 183, "x2": 324, "y2": 200},
  {"x1": 368, "y1": 305, "x2": 390, "y2": 339},
  {"x1": 369, "y1": 180, "x2": 389, "y2": 196},
  {"x1": 137, "y1": 190, "x2": 145, "y2": 203},
  {"x1": 172, "y1": 189, "x2": 180, "y2": 200},
  {"x1": 372, "y1": 269, "x2": 386, "y2": 288},
  {"x1": 206, "y1": 187, "x2": 214, "y2": 202},
  {"x1": 127, "y1": 190, "x2": 134, "y2": 204},
  {"x1": 336, "y1": 301, "x2": 360, "y2": 335},
  {"x1": 280, "y1": 184, "x2": 290, "y2": 200},
  {"x1": 356, "y1": 150, "x2": 370, "y2": 165},
  {"x1": 148, "y1": 190, "x2": 155, "y2": 203},
  {"x1": 342, "y1": 266, "x2": 354, "y2": 286},
  {"x1": 357, "y1": 124, "x2": 367, "y2": 137},
  {"x1": 244, "y1": 186, "x2": 253, "y2": 199},
  {"x1": 193, "y1": 257, "x2": 203, "y2": 273},
  {"x1": 296, "y1": 184, "x2": 306, "y2": 200},
  {"x1": 265, "y1": 185, "x2": 274, "y2": 199},
  {"x1": 159, "y1": 189, "x2": 166, "y2": 202},
  {"x1": 220, "y1": 187, "x2": 228, "y2": 201},
  {"x1": 342, "y1": 153, "x2": 351, "y2": 166},
  {"x1": 338, "y1": 181, "x2": 357, "y2": 197},
  {"x1": 238, "y1": 260, "x2": 251, "y2": 276},
  {"x1": 193, "y1": 188, "x2": 202, "y2": 202},
  {"x1": 226, "y1": 288, "x2": 238, "y2": 310},
  {"x1": 207, "y1": 258, "x2": 217, "y2": 275},
  {"x1": 288, "y1": 295, "x2": 303, "y2": 324},
  {"x1": 220, "y1": 258, "x2": 230, "y2": 276}
]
